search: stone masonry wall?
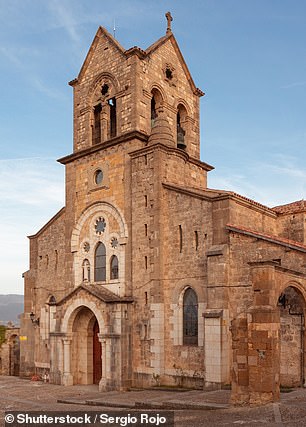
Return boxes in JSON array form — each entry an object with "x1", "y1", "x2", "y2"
[
  {"x1": 139, "y1": 37, "x2": 201, "y2": 159},
  {"x1": 72, "y1": 29, "x2": 134, "y2": 151},
  {"x1": 21, "y1": 210, "x2": 66, "y2": 377}
]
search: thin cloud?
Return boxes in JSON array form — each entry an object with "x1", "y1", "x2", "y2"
[
  {"x1": 209, "y1": 152, "x2": 306, "y2": 208},
  {"x1": 0, "y1": 157, "x2": 65, "y2": 294},
  {"x1": 281, "y1": 81, "x2": 306, "y2": 89},
  {"x1": 0, "y1": 157, "x2": 64, "y2": 207},
  {"x1": 0, "y1": 46, "x2": 66, "y2": 100},
  {"x1": 0, "y1": 47, "x2": 23, "y2": 67},
  {"x1": 258, "y1": 154, "x2": 306, "y2": 179},
  {"x1": 30, "y1": 76, "x2": 67, "y2": 101},
  {"x1": 48, "y1": 0, "x2": 81, "y2": 43}
]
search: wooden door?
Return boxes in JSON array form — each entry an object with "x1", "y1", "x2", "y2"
[{"x1": 93, "y1": 320, "x2": 102, "y2": 384}]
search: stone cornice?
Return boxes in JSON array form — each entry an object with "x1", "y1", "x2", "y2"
[
  {"x1": 205, "y1": 191, "x2": 277, "y2": 217},
  {"x1": 163, "y1": 182, "x2": 214, "y2": 201},
  {"x1": 227, "y1": 224, "x2": 306, "y2": 254},
  {"x1": 129, "y1": 143, "x2": 214, "y2": 172},
  {"x1": 58, "y1": 131, "x2": 149, "y2": 165},
  {"x1": 248, "y1": 260, "x2": 306, "y2": 278}
]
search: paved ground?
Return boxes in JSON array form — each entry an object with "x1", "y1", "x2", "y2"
[{"x1": 1, "y1": 376, "x2": 306, "y2": 426}]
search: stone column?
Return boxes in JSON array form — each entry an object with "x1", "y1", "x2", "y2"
[
  {"x1": 98, "y1": 335, "x2": 106, "y2": 391},
  {"x1": 98, "y1": 333, "x2": 121, "y2": 391},
  {"x1": 101, "y1": 102, "x2": 109, "y2": 142},
  {"x1": 62, "y1": 336, "x2": 73, "y2": 386}
]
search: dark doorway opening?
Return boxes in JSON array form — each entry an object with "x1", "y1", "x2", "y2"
[{"x1": 93, "y1": 320, "x2": 102, "y2": 384}]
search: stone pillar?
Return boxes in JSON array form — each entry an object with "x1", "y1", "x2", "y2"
[
  {"x1": 204, "y1": 310, "x2": 223, "y2": 388},
  {"x1": 101, "y1": 102, "x2": 109, "y2": 142},
  {"x1": 247, "y1": 306, "x2": 280, "y2": 405},
  {"x1": 98, "y1": 335, "x2": 106, "y2": 391},
  {"x1": 62, "y1": 336, "x2": 73, "y2": 386},
  {"x1": 150, "y1": 303, "x2": 165, "y2": 376},
  {"x1": 231, "y1": 261, "x2": 281, "y2": 405},
  {"x1": 98, "y1": 333, "x2": 121, "y2": 391},
  {"x1": 230, "y1": 315, "x2": 249, "y2": 404}
]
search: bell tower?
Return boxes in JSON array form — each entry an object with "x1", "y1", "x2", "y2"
[{"x1": 68, "y1": 12, "x2": 205, "y2": 160}]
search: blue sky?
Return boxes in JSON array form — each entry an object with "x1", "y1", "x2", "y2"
[{"x1": 0, "y1": 0, "x2": 306, "y2": 294}]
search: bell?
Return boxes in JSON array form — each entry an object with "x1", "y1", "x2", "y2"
[{"x1": 177, "y1": 126, "x2": 186, "y2": 150}]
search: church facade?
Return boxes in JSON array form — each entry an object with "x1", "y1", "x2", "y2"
[{"x1": 20, "y1": 15, "x2": 306, "y2": 405}]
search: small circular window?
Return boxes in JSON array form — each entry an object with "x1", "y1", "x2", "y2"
[{"x1": 95, "y1": 169, "x2": 103, "y2": 185}]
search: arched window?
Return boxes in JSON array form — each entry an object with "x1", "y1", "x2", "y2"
[
  {"x1": 110, "y1": 255, "x2": 119, "y2": 280},
  {"x1": 82, "y1": 259, "x2": 91, "y2": 282},
  {"x1": 151, "y1": 89, "x2": 162, "y2": 128},
  {"x1": 183, "y1": 288, "x2": 198, "y2": 345},
  {"x1": 95, "y1": 243, "x2": 106, "y2": 282},
  {"x1": 151, "y1": 97, "x2": 157, "y2": 127},
  {"x1": 108, "y1": 97, "x2": 117, "y2": 138},
  {"x1": 93, "y1": 104, "x2": 102, "y2": 145},
  {"x1": 92, "y1": 82, "x2": 117, "y2": 145},
  {"x1": 177, "y1": 104, "x2": 187, "y2": 150}
]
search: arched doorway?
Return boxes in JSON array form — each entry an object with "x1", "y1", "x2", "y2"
[
  {"x1": 278, "y1": 286, "x2": 305, "y2": 387},
  {"x1": 71, "y1": 307, "x2": 102, "y2": 385}
]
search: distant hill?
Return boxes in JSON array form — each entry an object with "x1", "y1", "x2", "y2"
[{"x1": 0, "y1": 294, "x2": 23, "y2": 325}]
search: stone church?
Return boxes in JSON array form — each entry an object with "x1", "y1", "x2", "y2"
[{"x1": 20, "y1": 14, "x2": 306, "y2": 405}]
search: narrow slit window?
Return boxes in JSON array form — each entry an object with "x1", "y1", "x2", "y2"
[
  {"x1": 195, "y1": 231, "x2": 199, "y2": 251},
  {"x1": 55, "y1": 250, "x2": 58, "y2": 270},
  {"x1": 145, "y1": 256, "x2": 148, "y2": 270},
  {"x1": 179, "y1": 225, "x2": 182, "y2": 253}
]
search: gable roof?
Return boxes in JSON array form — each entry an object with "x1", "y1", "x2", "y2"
[
  {"x1": 69, "y1": 26, "x2": 126, "y2": 85},
  {"x1": 69, "y1": 27, "x2": 204, "y2": 96},
  {"x1": 146, "y1": 33, "x2": 204, "y2": 96},
  {"x1": 57, "y1": 284, "x2": 133, "y2": 306}
]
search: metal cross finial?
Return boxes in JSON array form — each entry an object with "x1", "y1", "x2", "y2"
[{"x1": 165, "y1": 11, "x2": 173, "y2": 34}]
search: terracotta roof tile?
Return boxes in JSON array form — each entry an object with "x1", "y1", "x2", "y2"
[{"x1": 273, "y1": 200, "x2": 306, "y2": 214}]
